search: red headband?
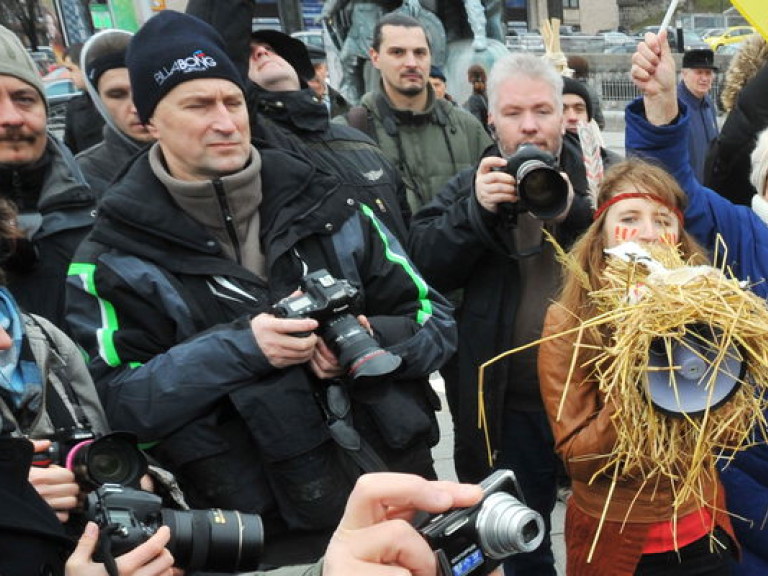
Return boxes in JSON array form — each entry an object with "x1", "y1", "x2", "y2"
[{"x1": 593, "y1": 192, "x2": 684, "y2": 226}]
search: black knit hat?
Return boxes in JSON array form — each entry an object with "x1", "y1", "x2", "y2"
[
  {"x1": 127, "y1": 11, "x2": 245, "y2": 124},
  {"x1": 250, "y1": 29, "x2": 316, "y2": 81},
  {"x1": 429, "y1": 66, "x2": 446, "y2": 82},
  {"x1": 562, "y1": 76, "x2": 593, "y2": 121},
  {"x1": 682, "y1": 48, "x2": 718, "y2": 71}
]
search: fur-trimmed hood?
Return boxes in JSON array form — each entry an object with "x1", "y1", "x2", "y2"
[{"x1": 721, "y1": 34, "x2": 768, "y2": 112}]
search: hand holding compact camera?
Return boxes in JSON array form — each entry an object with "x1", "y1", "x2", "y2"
[{"x1": 419, "y1": 469, "x2": 545, "y2": 576}]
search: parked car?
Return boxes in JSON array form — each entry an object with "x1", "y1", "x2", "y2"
[
  {"x1": 717, "y1": 41, "x2": 747, "y2": 56},
  {"x1": 600, "y1": 31, "x2": 634, "y2": 47},
  {"x1": 704, "y1": 26, "x2": 756, "y2": 52},
  {"x1": 518, "y1": 31, "x2": 544, "y2": 53},
  {"x1": 44, "y1": 79, "x2": 82, "y2": 134},
  {"x1": 636, "y1": 26, "x2": 709, "y2": 52},
  {"x1": 605, "y1": 40, "x2": 641, "y2": 54},
  {"x1": 700, "y1": 28, "x2": 725, "y2": 41},
  {"x1": 291, "y1": 30, "x2": 325, "y2": 51}
]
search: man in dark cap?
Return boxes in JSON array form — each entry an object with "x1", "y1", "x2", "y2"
[
  {"x1": 247, "y1": 28, "x2": 409, "y2": 238},
  {"x1": 76, "y1": 29, "x2": 155, "y2": 200},
  {"x1": 306, "y1": 44, "x2": 350, "y2": 118},
  {"x1": 561, "y1": 76, "x2": 594, "y2": 135},
  {"x1": 428, "y1": 66, "x2": 454, "y2": 103},
  {"x1": 66, "y1": 10, "x2": 456, "y2": 568},
  {"x1": 679, "y1": 47, "x2": 719, "y2": 181}
]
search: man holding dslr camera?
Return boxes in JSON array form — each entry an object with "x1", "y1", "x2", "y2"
[
  {"x1": 65, "y1": 10, "x2": 456, "y2": 569},
  {"x1": 408, "y1": 52, "x2": 595, "y2": 576}
]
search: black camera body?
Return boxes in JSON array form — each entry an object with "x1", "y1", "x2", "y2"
[
  {"x1": 85, "y1": 483, "x2": 264, "y2": 572},
  {"x1": 31, "y1": 429, "x2": 147, "y2": 489},
  {"x1": 419, "y1": 469, "x2": 545, "y2": 576},
  {"x1": 32, "y1": 427, "x2": 95, "y2": 468},
  {"x1": 503, "y1": 143, "x2": 569, "y2": 221},
  {"x1": 272, "y1": 269, "x2": 401, "y2": 381}
]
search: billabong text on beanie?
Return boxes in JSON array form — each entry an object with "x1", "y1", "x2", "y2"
[{"x1": 126, "y1": 11, "x2": 245, "y2": 124}]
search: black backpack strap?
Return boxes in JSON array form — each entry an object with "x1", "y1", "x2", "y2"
[{"x1": 346, "y1": 106, "x2": 376, "y2": 142}]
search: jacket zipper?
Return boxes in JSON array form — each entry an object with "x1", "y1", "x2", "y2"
[{"x1": 212, "y1": 179, "x2": 242, "y2": 264}]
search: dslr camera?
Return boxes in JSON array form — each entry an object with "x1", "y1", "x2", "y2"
[
  {"x1": 31, "y1": 429, "x2": 147, "y2": 488},
  {"x1": 502, "y1": 143, "x2": 569, "y2": 221},
  {"x1": 272, "y1": 269, "x2": 402, "y2": 380},
  {"x1": 85, "y1": 483, "x2": 263, "y2": 573},
  {"x1": 419, "y1": 469, "x2": 545, "y2": 576}
]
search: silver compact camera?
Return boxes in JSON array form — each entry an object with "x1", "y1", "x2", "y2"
[{"x1": 419, "y1": 469, "x2": 545, "y2": 576}]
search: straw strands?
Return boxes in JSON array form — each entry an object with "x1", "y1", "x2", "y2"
[
  {"x1": 579, "y1": 243, "x2": 768, "y2": 506},
  {"x1": 478, "y1": 240, "x2": 768, "y2": 548}
]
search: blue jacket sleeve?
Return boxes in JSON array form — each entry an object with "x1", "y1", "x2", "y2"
[
  {"x1": 625, "y1": 97, "x2": 768, "y2": 299},
  {"x1": 66, "y1": 254, "x2": 274, "y2": 441}
]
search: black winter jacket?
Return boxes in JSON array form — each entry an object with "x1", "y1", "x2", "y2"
[
  {"x1": 66, "y1": 145, "x2": 455, "y2": 565},
  {"x1": 76, "y1": 125, "x2": 144, "y2": 201},
  {"x1": 704, "y1": 63, "x2": 768, "y2": 206},
  {"x1": 249, "y1": 86, "x2": 411, "y2": 240},
  {"x1": 0, "y1": 136, "x2": 96, "y2": 329},
  {"x1": 63, "y1": 94, "x2": 104, "y2": 155},
  {"x1": 408, "y1": 136, "x2": 598, "y2": 477}
]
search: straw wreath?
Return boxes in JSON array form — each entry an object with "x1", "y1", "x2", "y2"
[{"x1": 478, "y1": 239, "x2": 768, "y2": 554}]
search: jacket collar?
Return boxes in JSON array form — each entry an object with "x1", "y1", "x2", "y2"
[
  {"x1": 249, "y1": 84, "x2": 329, "y2": 134},
  {"x1": 93, "y1": 145, "x2": 350, "y2": 273}
]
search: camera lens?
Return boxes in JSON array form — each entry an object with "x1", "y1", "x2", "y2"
[
  {"x1": 162, "y1": 508, "x2": 263, "y2": 572},
  {"x1": 476, "y1": 492, "x2": 545, "y2": 558},
  {"x1": 321, "y1": 314, "x2": 402, "y2": 380},
  {"x1": 517, "y1": 161, "x2": 570, "y2": 220},
  {"x1": 69, "y1": 432, "x2": 147, "y2": 488}
]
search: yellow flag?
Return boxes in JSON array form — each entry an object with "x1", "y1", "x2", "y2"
[{"x1": 731, "y1": 0, "x2": 768, "y2": 41}]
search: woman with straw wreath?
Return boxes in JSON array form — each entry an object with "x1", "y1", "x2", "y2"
[
  {"x1": 536, "y1": 28, "x2": 768, "y2": 576},
  {"x1": 538, "y1": 158, "x2": 747, "y2": 575}
]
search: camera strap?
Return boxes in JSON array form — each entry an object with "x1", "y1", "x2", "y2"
[
  {"x1": 25, "y1": 314, "x2": 91, "y2": 431},
  {"x1": 97, "y1": 526, "x2": 120, "y2": 576},
  {"x1": 320, "y1": 381, "x2": 388, "y2": 473}
]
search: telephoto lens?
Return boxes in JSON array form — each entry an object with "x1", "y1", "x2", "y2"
[
  {"x1": 504, "y1": 143, "x2": 569, "y2": 220},
  {"x1": 162, "y1": 507, "x2": 263, "y2": 572},
  {"x1": 86, "y1": 484, "x2": 264, "y2": 572}
]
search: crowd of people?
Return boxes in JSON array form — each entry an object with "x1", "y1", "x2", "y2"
[{"x1": 2, "y1": 2, "x2": 768, "y2": 575}]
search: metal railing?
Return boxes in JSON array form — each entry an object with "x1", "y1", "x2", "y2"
[{"x1": 594, "y1": 71, "x2": 725, "y2": 110}]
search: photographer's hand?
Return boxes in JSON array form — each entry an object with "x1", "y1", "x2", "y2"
[
  {"x1": 28, "y1": 439, "x2": 80, "y2": 522},
  {"x1": 66, "y1": 521, "x2": 178, "y2": 576},
  {"x1": 250, "y1": 313, "x2": 319, "y2": 368},
  {"x1": 310, "y1": 315, "x2": 371, "y2": 380},
  {"x1": 475, "y1": 156, "x2": 517, "y2": 213},
  {"x1": 323, "y1": 473, "x2": 483, "y2": 576}
]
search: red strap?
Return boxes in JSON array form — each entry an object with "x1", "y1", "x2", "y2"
[{"x1": 594, "y1": 192, "x2": 684, "y2": 226}]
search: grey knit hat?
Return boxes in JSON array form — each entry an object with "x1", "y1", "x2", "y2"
[{"x1": 0, "y1": 25, "x2": 46, "y2": 106}]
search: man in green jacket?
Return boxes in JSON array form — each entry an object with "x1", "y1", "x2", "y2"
[{"x1": 336, "y1": 13, "x2": 492, "y2": 213}]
